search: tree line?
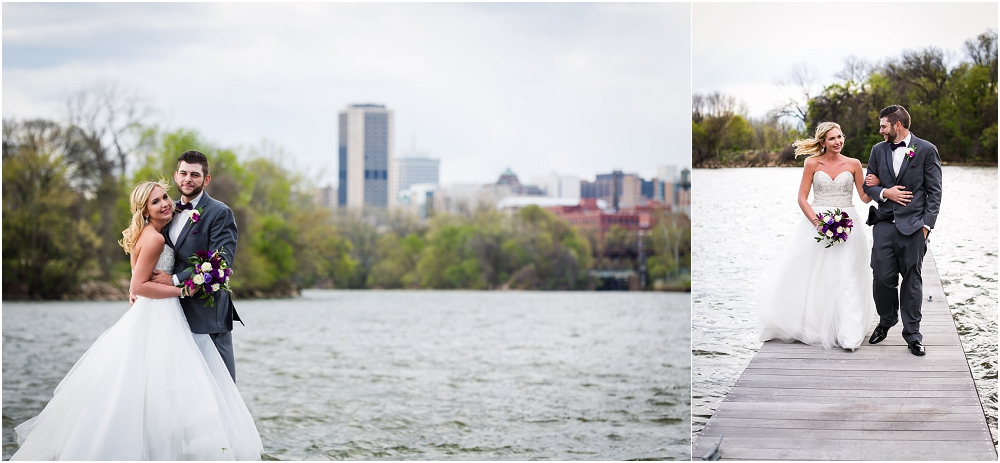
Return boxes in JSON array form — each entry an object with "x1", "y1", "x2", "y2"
[
  {"x1": 693, "y1": 29, "x2": 998, "y2": 167},
  {"x1": 3, "y1": 91, "x2": 689, "y2": 299}
]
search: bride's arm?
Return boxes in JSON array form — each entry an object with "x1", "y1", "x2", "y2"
[
  {"x1": 130, "y1": 232, "x2": 187, "y2": 299},
  {"x1": 853, "y1": 159, "x2": 874, "y2": 203},
  {"x1": 797, "y1": 158, "x2": 820, "y2": 228}
]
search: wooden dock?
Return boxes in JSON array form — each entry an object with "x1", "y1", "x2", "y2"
[{"x1": 693, "y1": 250, "x2": 996, "y2": 460}]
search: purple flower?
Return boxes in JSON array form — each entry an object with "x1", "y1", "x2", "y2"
[
  {"x1": 195, "y1": 250, "x2": 211, "y2": 259},
  {"x1": 204, "y1": 272, "x2": 213, "y2": 284}
]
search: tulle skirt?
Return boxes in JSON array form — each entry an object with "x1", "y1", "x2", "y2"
[
  {"x1": 756, "y1": 205, "x2": 877, "y2": 350},
  {"x1": 11, "y1": 296, "x2": 263, "y2": 460}
]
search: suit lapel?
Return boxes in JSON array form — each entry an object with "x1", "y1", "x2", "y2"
[{"x1": 163, "y1": 226, "x2": 175, "y2": 248}]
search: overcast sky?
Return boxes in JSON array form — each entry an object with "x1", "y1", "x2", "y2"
[
  {"x1": 3, "y1": 2, "x2": 691, "y2": 187},
  {"x1": 693, "y1": 2, "x2": 998, "y2": 120}
]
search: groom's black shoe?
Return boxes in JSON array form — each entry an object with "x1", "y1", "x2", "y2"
[
  {"x1": 868, "y1": 324, "x2": 891, "y2": 344},
  {"x1": 908, "y1": 341, "x2": 926, "y2": 356}
]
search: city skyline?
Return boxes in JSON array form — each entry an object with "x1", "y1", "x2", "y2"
[{"x1": 2, "y1": 3, "x2": 691, "y2": 186}]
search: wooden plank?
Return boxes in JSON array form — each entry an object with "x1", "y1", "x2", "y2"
[
  {"x1": 693, "y1": 249, "x2": 996, "y2": 460},
  {"x1": 702, "y1": 417, "x2": 988, "y2": 431},
  {"x1": 718, "y1": 400, "x2": 985, "y2": 412}
]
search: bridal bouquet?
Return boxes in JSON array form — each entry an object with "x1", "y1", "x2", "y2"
[
  {"x1": 178, "y1": 247, "x2": 233, "y2": 307},
  {"x1": 814, "y1": 209, "x2": 853, "y2": 248}
]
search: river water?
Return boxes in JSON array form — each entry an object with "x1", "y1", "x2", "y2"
[
  {"x1": 3, "y1": 290, "x2": 689, "y2": 460},
  {"x1": 691, "y1": 166, "x2": 998, "y2": 449}
]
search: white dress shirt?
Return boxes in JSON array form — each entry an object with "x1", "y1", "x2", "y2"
[
  {"x1": 879, "y1": 133, "x2": 913, "y2": 202},
  {"x1": 170, "y1": 192, "x2": 204, "y2": 288}
]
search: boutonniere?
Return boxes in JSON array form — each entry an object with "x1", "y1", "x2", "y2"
[
  {"x1": 189, "y1": 207, "x2": 205, "y2": 225},
  {"x1": 905, "y1": 146, "x2": 916, "y2": 158}
]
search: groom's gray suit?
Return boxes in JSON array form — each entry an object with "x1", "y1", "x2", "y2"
[
  {"x1": 863, "y1": 134, "x2": 942, "y2": 344},
  {"x1": 166, "y1": 191, "x2": 242, "y2": 381}
]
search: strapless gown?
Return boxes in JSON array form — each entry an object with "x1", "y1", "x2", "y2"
[
  {"x1": 756, "y1": 170, "x2": 877, "y2": 350},
  {"x1": 11, "y1": 245, "x2": 263, "y2": 460}
]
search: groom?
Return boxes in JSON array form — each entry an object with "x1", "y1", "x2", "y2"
[
  {"x1": 863, "y1": 105, "x2": 942, "y2": 356},
  {"x1": 152, "y1": 150, "x2": 243, "y2": 381}
]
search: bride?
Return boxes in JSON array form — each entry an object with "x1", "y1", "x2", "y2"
[
  {"x1": 756, "y1": 122, "x2": 878, "y2": 351},
  {"x1": 11, "y1": 181, "x2": 263, "y2": 460}
]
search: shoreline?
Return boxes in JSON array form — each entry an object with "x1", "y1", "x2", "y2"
[
  {"x1": 695, "y1": 160, "x2": 997, "y2": 169},
  {"x1": 2, "y1": 283, "x2": 690, "y2": 302}
]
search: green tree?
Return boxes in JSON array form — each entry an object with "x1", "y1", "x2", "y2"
[{"x1": 2, "y1": 120, "x2": 100, "y2": 298}]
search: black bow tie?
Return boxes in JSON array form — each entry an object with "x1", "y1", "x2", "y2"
[
  {"x1": 890, "y1": 141, "x2": 907, "y2": 151},
  {"x1": 175, "y1": 201, "x2": 193, "y2": 211}
]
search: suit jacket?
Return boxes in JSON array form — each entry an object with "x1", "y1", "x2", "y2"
[
  {"x1": 166, "y1": 191, "x2": 241, "y2": 334},
  {"x1": 862, "y1": 134, "x2": 943, "y2": 236}
]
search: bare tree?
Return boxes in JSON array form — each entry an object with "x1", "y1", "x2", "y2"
[
  {"x1": 65, "y1": 81, "x2": 153, "y2": 183},
  {"x1": 773, "y1": 63, "x2": 820, "y2": 129},
  {"x1": 965, "y1": 28, "x2": 998, "y2": 90},
  {"x1": 834, "y1": 55, "x2": 878, "y2": 85},
  {"x1": 693, "y1": 91, "x2": 747, "y2": 121},
  {"x1": 62, "y1": 82, "x2": 153, "y2": 275}
]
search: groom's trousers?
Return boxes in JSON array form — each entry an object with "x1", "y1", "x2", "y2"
[
  {"x1": 871, "y1": 221, "x2": 926, "y2": 344},
  {"x1": 211, "y1": 331, "x2": 236, "y2": 382}
]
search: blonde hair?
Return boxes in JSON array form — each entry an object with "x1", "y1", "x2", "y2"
[
  {"x1": 793, "y1": 121, "x2": 843, "y2": 158},
  {"x1": 120, "y1": 180, "x2": 170, "y2": 255}
]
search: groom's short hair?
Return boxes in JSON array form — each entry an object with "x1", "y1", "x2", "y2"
[
  {"x1": 879, "y1": 105, "x2": 911, "y2": 130},
  {"x1": 177, "y1": 150, "x2": 210, "y2": 176}
]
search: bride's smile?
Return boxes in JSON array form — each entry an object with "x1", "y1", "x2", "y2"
[{"x1": 146, "y1": 186, "x2": 174, "y2": 229}]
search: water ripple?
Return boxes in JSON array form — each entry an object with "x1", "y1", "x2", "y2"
[{"x1": 4, "y1": 291, "x2": 690, "y2": 460}]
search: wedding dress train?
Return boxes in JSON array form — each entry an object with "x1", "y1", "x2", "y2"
[{"x1": 11, "y1": 245, "x2": 263, "y2": 460}]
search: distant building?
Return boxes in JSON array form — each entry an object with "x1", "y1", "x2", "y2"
[
  {"x1": 546, "y1": 199, "x2": 666, "y2": 239},
  {"x1": 531, "y1": 173, "x2": 582, "y2": 200},
  {"x1": 676, "y1": 168, "x2": 691, "y2": 215},
  {"x1": 397, "y1": 183, "x2": 438, "y2": 220},
  {"x1": 396, "y1": 156, "x2": 440, "y2": 192},
  {"x1": 658, "y1": 165, "x2": 677, "y2": 183},
  {"x1": 433, "y1": 168, "x2": 547, "y2": 214},
  {"x1": 580, "y1": 170, "x2": 645, "y2": 210},
  {"x1": 338, "y1": 104, "x2": 394, "y2": 209},
  {"x1": 315, "y1": 185, "x2": 335, "y2": 208},
  {"x1": 496, "y1": 167, "x2": 545, "y2": 196}
]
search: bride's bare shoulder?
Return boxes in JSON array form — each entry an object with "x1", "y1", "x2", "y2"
[{"x1": 134, "y1": 226, "x2": 165, "y2": 256}]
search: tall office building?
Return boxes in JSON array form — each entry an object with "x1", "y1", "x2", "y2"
[
  {"x1": 395, "y1": 156, "x2": 440, "y2": 192},
  {"x1": 338, "y1": 104, "x2": 394, "y2": 209}
]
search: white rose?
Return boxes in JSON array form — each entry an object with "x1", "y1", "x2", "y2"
[
  {"x1": 834, "y1": 214, "x2": 841, "y2": 222},
  {"x1": 212, "y1": 283, "x2": 221, "y2": 292},
  {"x1": 192, "y1": 274, "x2": 205, "y2": 285},
  {"x1": 826, "y1": 230, "x2": 833, "y2": 237},
  {"x1": 201, "y1": 262, "x2": 213, "y2": 272},
  {"x1": 837, "y1": 227, "x2": 844, "y2": 233}
]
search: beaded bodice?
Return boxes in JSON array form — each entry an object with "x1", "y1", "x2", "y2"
[
  {"x1": 154, "y1": 245, "x2": 175, "y2": 273},
  {"x1": 811, "y1": 171, "x2": 854, "y2": 208}
]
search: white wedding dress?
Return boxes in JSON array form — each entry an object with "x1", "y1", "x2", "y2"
[
  {"x1": 756, "y1": 170, "x2": 876, "y2": 350},
  {"x1": 11, "y1": 245, "x2": 263, "y2": 460}
]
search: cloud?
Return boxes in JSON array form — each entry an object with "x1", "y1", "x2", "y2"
[{"x1": 4, "y1": 3, "x2": 691, "y2": 186}]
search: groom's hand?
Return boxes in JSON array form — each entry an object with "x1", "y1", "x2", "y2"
[
  {"x1": 882, "y1": 185, "x2": 912, "y2": 206},
  {"x1": 150, "y1": 270, "x2": 173, "y2": 285}
]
